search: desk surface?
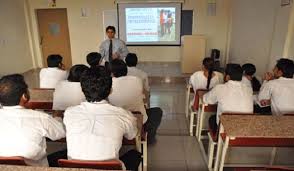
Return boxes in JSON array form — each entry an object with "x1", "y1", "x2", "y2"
[
  {"x1": 0, "y1": 165, "x2": 121, "y2": 171},
  {"x1": 29, "y1": 89, "x2": 54, "y2": 102},
  {"x1": 220, "y1": 115, "x2": 294, "y2": 138}
]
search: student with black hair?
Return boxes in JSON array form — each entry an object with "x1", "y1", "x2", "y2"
[
  {"x1": 0, "y1": 74, "x2": 65, "y2": 166},
  {"x1": 203, "y1": 64, "x2": 253, "y2": 133},
  {"x1": 63, "y1": 66, "x2": 141, "y2": 171},
  {"x1": 258, "y1": 58, "x2": 294, "y2": 115},
  {"x1": 39, "y1": 54, "x2": 68, "y2": 88},
  {"x1": 241, "y1": 63, "x2": 261, "y2": 92},
  {"x1": 99, "y1": 26, "x2": 128, "y2": 62},
  {"x1": 53, "y1": 64, "x2": 88, "y2": 110},
  {"x1": 86, "y1": 52, "x2": 102, "y2": 67},
  {"x1": 108, "y1": 59, "x2": 162, "y2": 144},
  {"x1": 125, "y1": 53, "x2": 150, "y2": 102},
  {"x1": 189, "y1": 57, "x2": 223, "y2": 92}
]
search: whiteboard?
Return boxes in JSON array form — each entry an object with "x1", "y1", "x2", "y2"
[{"x1": 102, "y1": 10, "x2": 118, "y2": 40}]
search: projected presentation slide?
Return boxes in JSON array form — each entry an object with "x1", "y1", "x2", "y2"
[
  {"x1": 118, "y1": 3, "x2": 182, "y2": 45},
  {"x1": 125, "y1": 8, "x2": 176, "y2": 42}
]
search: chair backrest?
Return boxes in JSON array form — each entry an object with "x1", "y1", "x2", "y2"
[
  {"x1": 58, "y1": 159, "x2": 122, "y2": 170},
  {"x1": 193, "y1": 89, "x2": 208, "y2": 110},
  {"x1": 265, "y1": 166, "x2": 294, "y2": 171},
  {"x1": 0, "y1": 156, "x2": 26, "y2": 166}
]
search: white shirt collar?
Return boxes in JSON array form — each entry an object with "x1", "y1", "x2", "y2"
[
  {"x1": 278, "y1": 77, "x2": 293, "y2": 81},
  {"x1": 1, "y1": 105, "x2": 24, "y2": 109}
]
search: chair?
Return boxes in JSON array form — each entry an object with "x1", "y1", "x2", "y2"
[
  {"x1": 58, "y1": 159, "x2": 122, "y2": 170},
  {"x1": 0, "y1": 156, "x2": 26, "y2": 166},
  {"x1": 126, "y1": 111, "x2": 147, "y2": 171},
  {"x1": 265, "y1": 166, "x2": 294, "y2": 170},
  {"x1": 185, "y1": 84, "x2": 194, "y2": 119}
]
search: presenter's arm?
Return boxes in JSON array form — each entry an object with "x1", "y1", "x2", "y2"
[
  {"x1": 99, "y1": 41, "x2": 106, "y2": 59},
  {"x1": 120, "y1": 40, "x2": 129, "y2": 59}
]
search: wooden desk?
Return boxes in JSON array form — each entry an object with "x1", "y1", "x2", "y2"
[
  {"x1": 214, "y1": 115, "x2": 294, "y2": 171},
  {"x1": 25, "y1": 88, "x2": 54, "y2": 110},
  {"x1": 0, "y1": 165, "x2": 123, "y2": 171}
]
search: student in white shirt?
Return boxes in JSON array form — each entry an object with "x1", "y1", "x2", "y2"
[
  {"x1": 86, "y1": 52, "x2": 102, "y2": 68},
  {"x1": 189, "y1": 57, "x2": 223, "y2": 92},
  {"x1": 203, "y1": 64, "x2": 253, "y2": 134},
  {"x1": 125, "y1": 53, "x2": 150, "y2": 105},
  {"x1": 108, "y1": 59, "x2": 162, "y2": 144},
  {"x1": 258, "y1": 58, "x2": 294, "y2": 115},
  {"x1": 0, "y1": 74, "x2": 65, "y2": 167},
  {"x1": 63, "y1": 66, "x2": 141, "y2": 170},
  {"x1": 39, "y1": 54, "x2": 68, "y2": 88},
  {"x1": 241, "y1": 63, "x2": 261, "y2": 92},
  {"x1": 53, "y1": 64, "x2": 88, "y2": 111}
]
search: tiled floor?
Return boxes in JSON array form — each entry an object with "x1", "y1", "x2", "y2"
[{"x1": 136, "y1": 62, "x2": 207, "y2": 171}]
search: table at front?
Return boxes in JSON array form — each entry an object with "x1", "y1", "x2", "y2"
[{"x1": 214, "y1": 114, "x2": 294, "y2": 171}]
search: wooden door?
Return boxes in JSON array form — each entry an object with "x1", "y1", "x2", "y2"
[{"x1": 36, "y1": 9, "x2": 72, "y2": 69}]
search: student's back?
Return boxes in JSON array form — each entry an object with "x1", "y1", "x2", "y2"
[
  {"x1": 39, "y1": 54, "x2": 68, "y2": 88},
  {"x1": 63, "y1": 67, "x2": 139, "y2": 170},
  {"x1": 259, "y1": 78, "x2": 294, "y2": 115},
  {"x1": 53, "y1": 65, "x2": 88, "y2": 110},
  {"x1": 125, "y1": 53, "x2": 150, "y2": 92},
  {"x1": 203, "y1": 64, "x2": 253, "y2": 124},
  {"x1": 108, "y1": 75, "x2": 146, "y2": 122},
  {"x1": 189, "y1": 57, "x2": 223, "y2": 92},
  {"x1": 190, "y1": 71, "x2": 223, "y2": 91},
  {"x1": 0, "y1": 74, "x2": 65, "y2": 166}
]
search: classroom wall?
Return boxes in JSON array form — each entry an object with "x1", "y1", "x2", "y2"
[
  {"x1": 27, "y1": 0, "x2": 230, "y2": 67},
  {"x1": 228, "y1": 0, "x2": 292, "y2": 77},
  {"x1": 0, "y1": 0, "x2": 33, "y2": 76}
]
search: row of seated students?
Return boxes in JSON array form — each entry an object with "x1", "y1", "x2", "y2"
[
  {"x1": 0, "y1": 53, "x2": 162, "y2": 171},
  {"x1": 189, "y1": 57, "x2": 294, "y2": 134}
]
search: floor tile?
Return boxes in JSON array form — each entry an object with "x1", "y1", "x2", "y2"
[
  {"x1": 148, "y1": 160, "x2": 187, "y2": 171},
  {"x1": 148, "y1": 135, "x2": 185, "y2": 162}
]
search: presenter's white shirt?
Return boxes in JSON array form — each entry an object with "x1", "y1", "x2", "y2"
[
  {"x1": 258, "y1": 77, "x2": 294, "y2": 115},
  {"x1": 108, "y1": 76, "x2": 147, "y2": 123},
  {"x1": 0, "y1": 106, "x2": 65, "y2": 166},
  {"x1": 127, "y1": 67, "x2": 150, "y2": 92},
  {"x1": 53, "y1": 81, "x2": 86, "y2": 110},
  {"x1": 99, "y1": 38, "x2": 129, "y2": 61},
  {"x1": 189, "y1": 71, "x2": 223, "y2": 91},
  {"x1": 39, "y1": 68, "x2": 68, "y2": 88},
  {"x1": 63, "y1": 101, "x2": 137, "y2": 161},
  {"x1": 203, "y1": 80, "x2": 253, "y2": 123}
]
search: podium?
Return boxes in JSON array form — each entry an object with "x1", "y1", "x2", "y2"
[{"x1": 181, "y1": 35, "x2": 206, "y2": 74}]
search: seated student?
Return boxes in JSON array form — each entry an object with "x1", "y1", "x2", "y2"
[
  {"x1": 203, "y1": 64, "x2": 253, "y2": 133},
  {"x1": 258, "y1": 58, "x2": 294, "y2": 115},
  {"x1": 86, "y1": 52, "x2": 102, "y2": 68},
  {"x1": 241, "y1": 63, "x2": 261, "y2": 92},
  {"x1": 125, "y1": 53, "x2": 150, "y2": 105},
  {"x1": 63, "y1": 66, "x2": 141, "y2": 171},
  {"x1": 108, "y1": 59, "x2": 162, "y2": 144},
  {"x1": 39, "y1": 54, "x2": 68, "y2": 88},
  {"x1": 0, "y1": 74, "x2": 65, "y2": 166},
  {"x1": 53, "y1": 64, "x2": 88, "y2": 111},
  {"x1": 189, "y1": 57, "x2": 223, "y2": 92}
]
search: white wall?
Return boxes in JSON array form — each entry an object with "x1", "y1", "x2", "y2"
[
  {"x1": 0, "y1": 0, "x2": 33, "y2": 76},
  {"x1": 27, "y1": 0, "x2": 230, "y2": 66},
  {"x1": 229, "y1": 0, "x2": 292, "y2": 76}
]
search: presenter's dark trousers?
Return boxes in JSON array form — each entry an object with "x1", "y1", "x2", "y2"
[
  {"x1": 48, "y1": 149, "x2": 67, "y2": 167},
  {"x1": 144, "y1": 107, "x2": 163, "y2": 144}
]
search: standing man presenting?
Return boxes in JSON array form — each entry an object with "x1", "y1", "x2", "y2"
[{"x1": 99, "y1": 26, "x2": 129, "y2": 63}]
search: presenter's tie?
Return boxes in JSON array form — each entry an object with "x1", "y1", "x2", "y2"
[{"x1": 109, "y1": 39, "x2": 113, "y2": 62}]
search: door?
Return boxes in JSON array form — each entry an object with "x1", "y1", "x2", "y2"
[{"x1": 36, "y1": 9, "x2": 72, "y2": 69}]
